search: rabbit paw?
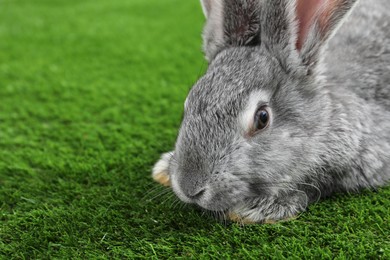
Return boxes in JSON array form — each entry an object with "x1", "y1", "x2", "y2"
[
  {"x1": 228, "y1": 196, "x2": 304, "y2": 224},
  {"x1": 228, "y1": 212, "x2": 297, "y2": 224},
  {"x1": 152, "y1": 152, "x2": 173, "y2": 187},
  {"x1": 228, "y1": 212, "x2": 257, "y2": 224}
]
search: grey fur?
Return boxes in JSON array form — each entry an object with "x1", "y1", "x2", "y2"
[{"x1": 159, "y1": 0, "x2": 390, "y2": 222}]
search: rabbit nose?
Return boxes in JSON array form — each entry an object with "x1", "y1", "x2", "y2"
[{"x1": 185, "y1": 188, "x2": 206, "y2": 201}]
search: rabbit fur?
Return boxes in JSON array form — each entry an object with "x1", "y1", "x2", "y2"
[{"x1": 152, "y1": 0, "x2": 390, "y2": 223}]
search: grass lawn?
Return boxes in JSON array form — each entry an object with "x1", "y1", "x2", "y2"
[{"x1": 0, "y1": 0, "x2": 389, "y2": 258}]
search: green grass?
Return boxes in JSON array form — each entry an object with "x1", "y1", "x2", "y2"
[{"x1": 0, "y1": 0, "x2": 389, "y2": 258}]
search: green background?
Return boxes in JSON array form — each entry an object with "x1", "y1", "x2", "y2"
[{"x1": 0, "y1": 0, "x2": 389, "y2": 258}]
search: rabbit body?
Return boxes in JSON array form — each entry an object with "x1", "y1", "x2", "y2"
[
  {"x1": 325, "y1": 0, "x2": 390, "y2": 109},
  {"x1": 321, "y1": 0, "x2": 390, "y2": 193},
  {"x1": 152, "y1": 0, "x2": 390, "y2": 223}
]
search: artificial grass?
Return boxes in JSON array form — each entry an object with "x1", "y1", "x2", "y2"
[{"x1": 0, "y1": 0, "x2": 389, "y2": 258}]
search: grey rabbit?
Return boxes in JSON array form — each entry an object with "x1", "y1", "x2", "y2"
[{"x1": 152, "y1": 0, "x2": 390, "y2": 223}]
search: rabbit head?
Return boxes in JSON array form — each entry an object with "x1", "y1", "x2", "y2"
[{"x1": 168, "y1": 0, "x2": 358, "y2": 219}]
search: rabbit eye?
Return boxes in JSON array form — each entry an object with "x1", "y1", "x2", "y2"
[{"x1": 254, "y1": 106, "x2": 270, "y2": 131}]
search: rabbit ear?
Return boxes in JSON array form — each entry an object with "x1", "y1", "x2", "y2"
[
  {"x1": 261, "y1": 0, "x2": 358, "y2": 72},
  {"x1": 260, "y1": 0, "x2": 299, "y2": 68},
  {"x1": 297, "y1": 0, "x2": 358, "y2": 69},
  {"x1": 201, "y1": 0, "x2": 261, "y2": 61},
  {"x1": 200, "y1": 0, "x2": 212, "y2": 18},
  {"x1": 296, "y1": 0, "x2": 326, "y2": 50}
]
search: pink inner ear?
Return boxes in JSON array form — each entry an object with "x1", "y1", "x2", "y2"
[{"x1": 296, "y1": 0, "x2": 326, "y2": 50}]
